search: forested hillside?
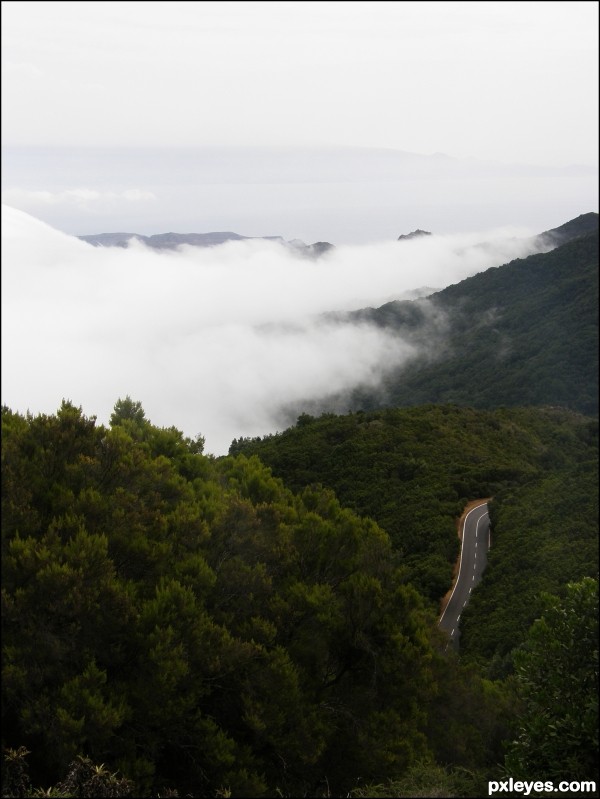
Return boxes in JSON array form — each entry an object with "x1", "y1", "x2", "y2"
[
  {"x1": 231, "y1": 404, "x2": 599, "y2": 792},
  {"x1": 460, "y1": 416, "x2": 599, "y2": 675},
  {"x1": 3, "y1": 399, "x2": 598, "y2": 796},
  {"x1": 327, "y1": 223, "x2": 599, "y2": 417},
  {"x1": 232, "y1": 405, "x2": 598, "y2": 616},
  {"x1": 539, "y1": 210, "x2": 600, "y2": 246},
  {"x1": 1, "y1": 400, "x2": 521, "y2": 798}
]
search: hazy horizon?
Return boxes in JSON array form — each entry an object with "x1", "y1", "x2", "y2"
[
  {"x1": 3, "y1": 2, "x2": 598, "y2": 163},
  {"x1": 2, "y1": 144, "x2": 597, "y2": 245}
]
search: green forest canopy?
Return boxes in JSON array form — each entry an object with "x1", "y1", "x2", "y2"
[{"x1": 2, "y1": 399, "x2": 598, "y2": 796}]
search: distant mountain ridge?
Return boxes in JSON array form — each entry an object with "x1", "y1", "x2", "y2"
[
  {"x1": 78, "y1": 230, "x2": 334, "y2": 257},
  {"x1": 78, "y1": 212, "x2": 598, "y2": 259},
  {"x1": 398, "y1": 229, "x2": 432, "y2": 241},
  {"x1": 79, "y1": 230, "x2": 275, "y2": 248}
]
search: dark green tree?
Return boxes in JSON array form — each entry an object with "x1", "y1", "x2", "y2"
[{"x1": 505, "y1": 577, "x2": 599, "y2": 781}]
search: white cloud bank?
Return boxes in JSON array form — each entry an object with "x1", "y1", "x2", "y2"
[{"x1": 2, "y1": 205, "x2": 548, "y2": 454}]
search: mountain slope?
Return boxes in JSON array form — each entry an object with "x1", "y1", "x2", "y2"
[
  {"x1": 230, "y1": 405, "x2": 597, "y2": 620},
  {"x1": 344, "y1": 224, "x2": 598, "y2": 416},
  {"x1": 537, "y1": 210, "x2": 599, "y2": 246}
]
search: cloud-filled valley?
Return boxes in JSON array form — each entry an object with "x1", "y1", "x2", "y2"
[{"x1": 2, "y1": 204, "x2": 552, "y2": 454}]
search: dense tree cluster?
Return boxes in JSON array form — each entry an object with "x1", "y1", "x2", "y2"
[
  {"x1": 460, "y1": 417, "x2": 598, "y2": 674},
  {"x1": 505, "y1": 577, "x2": 598, "y2": 782},
  {"x1": 1, "y1": 400, "x2": 510, "y2": 797},
  {"x1": 2, "y1": 400, "x2": 597, "y2": 796},
  {"x1": 232, "y1": 404, "x2": 597, "y2": 609}
]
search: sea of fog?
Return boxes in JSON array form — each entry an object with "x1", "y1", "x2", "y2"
[{"x1": 1, "y1": 200, "x2": 565, "y2": 455}]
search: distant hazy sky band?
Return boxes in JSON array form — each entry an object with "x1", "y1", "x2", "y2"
[
  {"x1": 2, "y1": 1, "x2": 598, "y2": 166},
  {"x1": 2, "y1": 145, "x2": 597, "y2": 243}
]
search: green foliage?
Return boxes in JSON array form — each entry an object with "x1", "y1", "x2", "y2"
[
  {"x1": 348, "y1": 760, "x2": 483, "y2": 797},
  {"x1": 3, "y1": 398, "x2": 597, "y2": 796},
  {"x1": 2, "y1": 401, "x2": 458, "y2": 797},
  {"x1": 505, "y1": 578, "x2": 599, "y2": 781},
  {"x1": 460, "y1": 423, "x2": 599, "y2": 671},
  {"x1": 52, "y1": 755, "x2": 134, "y2": 797},
  {"x1": 2, "y1": 748, "x2": 135, "y2": 798},
  {"x1": 2, "y1": 746, "x2": 33, "y2": 798},
  {"x1": 230, "y1": 404, "x2": 595, "y2": 607},
  {"x1": 110, "y1": 396, "x2": 147, "y2": 428}
]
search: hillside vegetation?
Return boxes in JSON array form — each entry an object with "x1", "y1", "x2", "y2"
[
  {"x1": 460, "y1": 417, "x2": 598, "y2": 675},
  {"x1": 232, "y1": 405, "x2": 598, "y2": 618},
  {"x1": 333, "y1": 223, "x2": 599, "y2": 417},
  {"x1": 232, "y1": 403, "x2": 599, "y2": 792},
  {"x1": 3, "y1": 400, "x2": 597, "y2": 796},
  {"x1": 2, "y1": 401, "x2": 522, "y2": 798}
]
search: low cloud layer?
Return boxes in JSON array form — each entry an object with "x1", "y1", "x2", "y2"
[{"x1": 2, "y1": 205, "x2": 547, "y2": 454}]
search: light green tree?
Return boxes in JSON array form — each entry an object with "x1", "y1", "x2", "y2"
[{"x1": 109, "y1": 396, "x2": 147, "y2": 428}]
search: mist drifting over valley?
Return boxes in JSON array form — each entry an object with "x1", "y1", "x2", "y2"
[{"x1": 2, "y1": 204, "x2": 554, "y2": 454}]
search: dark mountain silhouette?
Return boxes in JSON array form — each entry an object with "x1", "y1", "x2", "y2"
[
  {"x1": 536, "y1": 211, "x2": 600, "y2": 247},
  {"x1": 398, "y1": 228, "x2": 432, "y2": 241}
]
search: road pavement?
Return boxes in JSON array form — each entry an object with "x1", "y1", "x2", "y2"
[{"x1": 439, "y1": 502, "x2": 490, "y2": 650}]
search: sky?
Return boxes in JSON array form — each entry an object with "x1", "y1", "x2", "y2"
[
  {"x1": 1, "y1": 1, "x2": 597, "y2": 241},
  {"x1": 1, "y1": 1, "x2": 598, "y2": 451},
  {"x1": 2, "y1": 1, "x2": 598, "y2": 164}
]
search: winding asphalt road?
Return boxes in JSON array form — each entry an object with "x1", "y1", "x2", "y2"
[{"x1": 439, "y1": 502, "x2": 490, "y2": 650}]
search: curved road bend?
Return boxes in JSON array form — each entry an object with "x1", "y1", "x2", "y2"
[{"x1": 439, "y1": 502, "x2": 490, "y2": 650}]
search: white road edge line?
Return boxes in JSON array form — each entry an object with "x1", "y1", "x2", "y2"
[{"x1": 439, "y1": 503, "x2": 488, "y2": 625}]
